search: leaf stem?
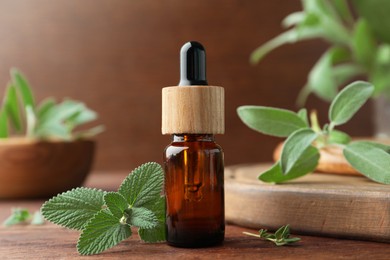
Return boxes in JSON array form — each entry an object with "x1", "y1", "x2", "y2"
[{"x1": 242, "y1": 231, "x2": 260, "y2": 238}]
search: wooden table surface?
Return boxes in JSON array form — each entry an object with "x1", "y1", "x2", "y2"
[{"x1": 1, "y1": 172, "x2": 390, "y2": 260}]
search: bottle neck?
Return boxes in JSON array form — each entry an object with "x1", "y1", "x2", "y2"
[{"x1": 172, "y1": 134, "x2": 215, "y2": 142}]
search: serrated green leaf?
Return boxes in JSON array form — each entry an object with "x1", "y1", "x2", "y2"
[
  {"x1": 118, "y1": 162, "x2": 164, "y2": 207},
  {"x1": 3, "y1": 83, "x2": 22, "y2": 132},
  {"x1": 328, "y1": 130, "x2": 351, "y2": 145},
  {"x1": 280, "y1": 129, "x2": 318, "y2": 174},
  {"x1": 138, "y1": 196, "x2": 166, "y2": 243},
  {"x1": 344, "y1": 141, "x2": 390, "y2": 184},
  {"x1": 259, "y1": 146, "x2": 319, "y2": 183},
  {"x1": 41, "y1": 187, "x2": 106, "y2": 230},
  {"x1": 237, "y1": 106, "x2": 307, "y2": 137},
  {"x1": 329, "y1": 81, "x2": 374, "y2": 126},
  {"x1": 126, "y1": 207, "x2": 158, "y2": 229},
  {"x1": 104, "y1": 192, "x2": 129, "y2": 220},
  {"x1": 77, "y1": 209, "x2": 131, "y2": 256},
  {"x1": 353, "y1": 19, "x2": 377, "y2": 69},
  {"x1": 11, "y1": 68, "x2": 35, "y2": 109},
  {"x1": 0, "y1": 109, "x2": 8, "y2": 138},
  {"x1": 2, "y1": 208, "x2": 31, "y2": 227}
]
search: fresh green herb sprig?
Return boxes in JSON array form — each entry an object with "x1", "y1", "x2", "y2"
[
  {"x1": 2, "y1": 208, "x2": 44, "y2": 226},
  {"x1": 243, "y1": 225, "x2": 300, "y2": 246},
  {"x1": 238, "y1": 81, "x2": 390, "y2": 184},
  {"x1": 0, "y1": 68, "x2": 104, "y2": 140},
  {"x1": 41, "y1": 162, "x2": 165, "y2": 255}
]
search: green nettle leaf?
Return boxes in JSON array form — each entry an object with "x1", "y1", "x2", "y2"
[
  {"x1": 2, "y1": 208, "x2": 31, "y2": 226},
  {"x1": 118, "y1": 162, "x2": 164, "y2": 207},
  {"x1": 328, "y1": 130, "x2": 351, "y2": 145},
  {"x1": 126, "y1": 207, "x2": 158, "y2": 229},
  {"x1": 329, "y1": 81, "x2": 374, "y2": 126},
  {"x1": 344, "y1": 141, "x2": 390, "y2": 184},
  {"x1": 352, "y1": 19, "x2": 377, "y2": 69},
  {"x1": 259, "y1": 146, "x2": 319, "y2": 183},
  {"x1": 41, "y1": 187, "x2": 106, "y2": 230},
  {"x1": 10, "y1": 68, "x2": 35, "y2": 109},
  {"x1": 280, "y1": 128, "x2": 318, "y2": 174},
  {"x1": 4, "y1": 83, "x2": 22, "y2": 132},
  {"x1": 77, "y1": 209, "x2": 131, "y2": 256},
  {"x1": 237, "y1": 106, "x2": 307, "y2": 137},
  {"x1": 104, "y1": 192, "x2": 129, "y2": 220},
  {"x1": 138, "y1": 196, "x2": 166, "y2": 243}
]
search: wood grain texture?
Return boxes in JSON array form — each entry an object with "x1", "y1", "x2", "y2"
[
  {"x1": 1, "y1": 172, "x2": 390, "y2": 259},
  {"x1": 0, "y1": 0, "x2": 374, "y2": 171},
  {"x1": 225, "y1": 164, "x2": 390, "y2": 242},
  {"x1": 162, "y1": 86, "x2": 224, "y2": 134}
]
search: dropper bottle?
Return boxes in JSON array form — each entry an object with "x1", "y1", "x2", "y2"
[{"x1": 162, "y1": 41, "x2": 225, "y2": 247}]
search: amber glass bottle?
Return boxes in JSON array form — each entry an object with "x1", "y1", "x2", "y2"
[
  {"x1": 162, "y1": 41, "x2": 225, "y2": 247},
  {"x1": 164, "y1": 134, "x2": 224, "y2": 247}
]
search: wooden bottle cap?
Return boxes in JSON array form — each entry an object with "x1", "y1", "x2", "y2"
[{"x1": 162, "y1": 85, "x2": 224, "y2": 134}]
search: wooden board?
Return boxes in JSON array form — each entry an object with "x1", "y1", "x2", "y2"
[{"x1": 225, "y1": 164, "x2": 390, "y2": 242}]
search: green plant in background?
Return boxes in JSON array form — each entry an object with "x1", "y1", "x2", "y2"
[
  {"x1": 0, "y1": 68, "x2": 104, "y2": 140},
  {"x1": 251, "y1": 0, "x2": 390, "y2": 105},
  {"x1": 238, "y1": 81, "x2": 390, "y2": 184}
]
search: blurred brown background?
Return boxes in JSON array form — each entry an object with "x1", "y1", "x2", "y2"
[{"x1": 0, "y1": 0, "x2": 373, "y2": 171}]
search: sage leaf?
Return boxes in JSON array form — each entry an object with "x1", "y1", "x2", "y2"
[
  {"x1": 0, "y1": 109, "x2": 8, "y2": 138},
  {"x1": 352, "y1": 19, "x2": 377, "y2": 69},
  {"x1": 10, "y1": 68, "x2": 35, "y2": 109},
  {"x1": 328, "y1": 130, "x2": 351, "y2": 145},
  {"x1": 37, "y1": 98, "x2": 56, "y2": 119},
  {"x1": 344, "y1": 141, "x2": 390, "y2": 184},
  {"x1": 297, "y1": 108, "x2": 309, "y2": 127},
  {"x1": 282, "y1": 12, "x2": 306, "y2": 28},
  {"x1": 280, "y1": 128, "x2": 318, "y2": 174},
  {"x1": 331, "y1": 0, "x2": 354, "y2": 24},
  {"x1": 237, "y1": 106, "x2": 307, "y2": 137},
  {"x1": 259, "y1": 146, "x2": 319, "y2": 183},
  {"x1": 329, "y1": 81, "x2": 374, "y2": 126},
  {"x1": 3, "y1": 83, "x2": 22, "y2": 132}
]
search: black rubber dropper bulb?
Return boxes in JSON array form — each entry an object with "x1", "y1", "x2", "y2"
[{"x1": 179, "y1": 41, "x2": 208, "y2": 86}]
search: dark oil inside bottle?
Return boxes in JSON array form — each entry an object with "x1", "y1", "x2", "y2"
[{"x1": 164, "y1": 134, "x2": 225, "y2": 247}]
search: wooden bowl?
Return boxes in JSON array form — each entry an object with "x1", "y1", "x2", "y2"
[{"x1": 0, "y1": 138, "x2": 95, "y2": 199}]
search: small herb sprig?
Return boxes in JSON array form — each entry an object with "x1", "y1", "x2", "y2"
[
  {"x1": 243, "y1": 225, "x2": 300, "y2": 246},
  {"x1": 2, "y1": 208, "x2": 44, "y2": 226},
  {"x1": 41, "y1": 162, "x2": 165, "y2": 255},
  {"x1": 238, "y1": 81, "x2": 390, "y2": 184}
]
